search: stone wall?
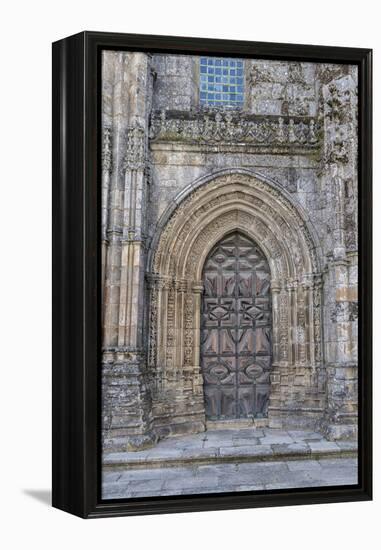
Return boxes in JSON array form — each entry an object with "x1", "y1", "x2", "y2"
[{"x1": 101, "y1": 52, "x2": 358, "y2": 452}]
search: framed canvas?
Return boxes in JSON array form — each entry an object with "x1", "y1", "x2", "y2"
[{"x1": 52, "y1": 31, "x2": 372, "y2": 518}]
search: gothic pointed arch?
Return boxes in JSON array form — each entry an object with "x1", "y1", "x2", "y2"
[{"x1": 147, "y1": 171, "x2": 324, "y2": 434}]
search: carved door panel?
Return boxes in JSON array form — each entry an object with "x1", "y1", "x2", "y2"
[{"x1": 201, "y1": 232, "x2": 272, "y2": 420}]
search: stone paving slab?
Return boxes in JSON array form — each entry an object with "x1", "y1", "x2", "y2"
[
  {"x1": 103, "y1": 428, "x2": 357, "y2": 470},
  {"x1": 286, "y1": 459, "x2": 323, "y2": 471},
  {"x1": 219, "y1": 444, "x2": 274, "y2": 458},
  {"x1": 102, "y1": 457, "x2": 358, "y2": 499}
]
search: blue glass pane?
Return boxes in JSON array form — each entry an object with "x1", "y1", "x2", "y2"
[{"x1": 199, "y1": 56, "x2": 244, "y2": 107}]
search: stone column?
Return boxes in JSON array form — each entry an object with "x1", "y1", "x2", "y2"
[
  {"x1": 268, "y1": 280, "x2": 281, "y2": 425},
  {"x1": 147, "y1": 274, "x2": 159, "y2": 389},
  {"x1": 102, "y1": 51, "x2": 129, "y2": 348},
  {"x1": 320, "y1": 74, "x2": 358, "y2": 440},
  {"x1": 118, "y1": 126, "x2": 148, "y2": 350},
  {"x1": 102, "y1": 52, "x2": 157, "y2": 452},
  {"x1": 312, "y1": 274, "x2": 323, "y2": 368},
  {"x1": 268, "y1": 279, "x2": 291, "y2": 429},
  {"x1": 101, "y1": 127, "x2": 112, "y2": 303},
  {"x1": 286, "y1": 278, "x2": 297, "y2": 366},
  {"x1": 189, "y1": 282, "x2": 205, "y2": 397}
]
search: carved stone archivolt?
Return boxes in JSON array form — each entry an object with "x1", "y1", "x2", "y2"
[{"x1": 147, "y1": 172, "x2": 324, "y2": 428}]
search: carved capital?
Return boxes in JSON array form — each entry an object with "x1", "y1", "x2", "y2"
[
  {"x1": 191, "y1": 282, "x2": 204, "y2": 295},
  {"x1": 285, "y1": 278, "x2": 298, "y2": 291},
  {"x1": 174, "y1": 278, "x2": 188, "y2": 293},
  {"x1": 301, "y1": 273, "x2": 314, "y2": 289},
  {"x1": 271, "y1": 279, "x2": 282, "y2": 293},
  {"x1": 146, "y1": 273, "x2": 172, "y2": 290}
]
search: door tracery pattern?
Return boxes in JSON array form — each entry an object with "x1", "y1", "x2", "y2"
[{"x1": 201, "y1": 231, "x2": 272, "y2": 419}]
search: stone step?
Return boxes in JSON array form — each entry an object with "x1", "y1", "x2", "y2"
[{"x1": 103, "y1": 440, "x2": 358, "y2": 470}]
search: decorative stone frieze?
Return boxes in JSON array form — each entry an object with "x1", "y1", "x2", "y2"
[{"x1": 149, "y1": 109, "x2": 319, "y2": 150}]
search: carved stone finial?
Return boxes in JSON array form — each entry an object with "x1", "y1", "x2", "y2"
[
  {"x1": 124, "y1": 125, "x2": 146, "y2": 170},
  {"x1": 102, "y1": 127, "x2": 113, "y2": 172}
]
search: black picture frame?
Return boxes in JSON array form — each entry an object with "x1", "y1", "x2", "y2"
[{"x1": 52, "y1": 31, "x2": 372, "y2": 519}]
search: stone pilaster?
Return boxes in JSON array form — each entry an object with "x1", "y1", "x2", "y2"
[
  {"x1": 101, "y1": 127, "x2": 112, "y2": 302},
  {"x1": 148, "y1": 276, "x2": 206, "y2": 440},
  {"x1": 319, "y1": 73, "x2": 358, "y2": 440},
  {"x1": 268, "y1": 274, "x2": 326, "y2": 431},
  {"x1": 102, "y1": 51, "x2": 157, "y2": 452}
]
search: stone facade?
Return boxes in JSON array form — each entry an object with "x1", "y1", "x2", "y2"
[{"x1": 101, "y1": 52, "x2": 358, "y2": 452}]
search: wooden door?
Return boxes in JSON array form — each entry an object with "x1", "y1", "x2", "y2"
[{"x1": 201, "y1": 232, "x2": 272, "y2": 420}]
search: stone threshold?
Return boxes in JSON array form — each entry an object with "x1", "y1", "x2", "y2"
[
  {"x1": 103, "y1": 439, "x2": 357, "y2": 471},
  {"x1": 206, "y1": 418, "x2": 269, "y2": 429}
]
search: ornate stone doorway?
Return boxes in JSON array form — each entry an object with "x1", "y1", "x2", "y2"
[
  {"x1": 201, "y1": 231, "x2": 272, "y2": 420},
  {"x1": 146, "y1": 171, "x2": 324, "y2": 439}
]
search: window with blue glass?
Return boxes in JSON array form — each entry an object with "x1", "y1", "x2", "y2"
[{"x1": 199, "y1": 57, "x2": 244, "y2": 107}]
